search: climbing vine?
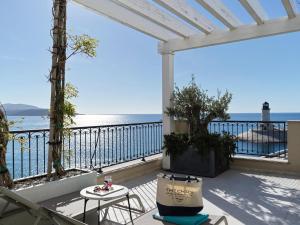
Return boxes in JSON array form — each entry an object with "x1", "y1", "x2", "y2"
[{"x1": 48, "y1": 0, "x2": 98, "y2": 178}]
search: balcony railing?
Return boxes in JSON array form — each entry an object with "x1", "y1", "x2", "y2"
[
  {"x1": 7, "y1": 122, "x2": 163, "y2": 180},
  {"x1": 6, "y1": 120, "x2": 287, "y2": 180},
  {"x1": 210, "y1": 121, "x2": 287, "y2": 158}
]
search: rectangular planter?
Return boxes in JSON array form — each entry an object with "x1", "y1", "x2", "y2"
[
  {"x1": 170, "y1": 147, "x2": 229, "y2": 178},
  {"x1": 0, "y1": 169, "x2": 97, "y2": 212}
]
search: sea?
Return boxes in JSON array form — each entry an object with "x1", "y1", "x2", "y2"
[{"x1": 7, "y1": 113, "x2": 300, "y2": 130}]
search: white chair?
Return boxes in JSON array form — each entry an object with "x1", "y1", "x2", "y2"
[{"x1": 0, "y1": 186, "x2": 87, "y2": 225}]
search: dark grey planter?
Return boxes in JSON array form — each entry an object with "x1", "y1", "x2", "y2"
[{"x1": 170, "y1": 146, "x2": 229, "y2": 178}]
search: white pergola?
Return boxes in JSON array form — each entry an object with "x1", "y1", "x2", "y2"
[{"x1": 73, "y1": 0, "x2": 300, "y2": 169}]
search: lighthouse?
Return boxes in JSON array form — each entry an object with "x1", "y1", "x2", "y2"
[
  {"x1": 238, "y1": 101, "x2": 287, "y2": 143},
  {"x1": 262, "y1": 102, "x2": 270, "y2": 122},
  {"x1": 261, "y1": 102, "x2": 272, "y2": 130}
]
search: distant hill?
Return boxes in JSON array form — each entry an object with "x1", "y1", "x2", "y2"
[{"x1": 2, "y1": 103, "x2": 49, "y2": 116}]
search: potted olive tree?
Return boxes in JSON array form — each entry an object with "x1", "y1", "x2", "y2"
[{"x1": 164, "y1": 77, "x2": 236, "y2": 177}]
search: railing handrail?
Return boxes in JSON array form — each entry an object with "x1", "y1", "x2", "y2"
[
  {"x1": 213, "y1": 120, "x2": 287, "y2": 123},
  {"x1": 9, "y1": 121, "x2": 163, "y2": 134},
  {"x1": 10, "y1": 120, "x2": 287, "y2": 134}
]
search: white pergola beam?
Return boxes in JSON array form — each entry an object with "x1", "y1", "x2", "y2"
[
  {"x1": 239, "y1": 0, "x2": 268, "y2": 25},
  {"x1": 197, "y1": 0, "x2": 242, "y2": 29},
  {"x1": 111, "y1": 0, "x2": 195, "y2": 38},
  {"x1": 160, "y1": 15, "x2": 300, "y2": 52},
  {"x1": 72, "y1": 0, "x2": 180, "y2": 41},
  {"x1": 281, "y1": 0, "x2": 297, "y2": 18},
  {"x1": 154, "y1": 0, "x2": 216, "y2": 34}
]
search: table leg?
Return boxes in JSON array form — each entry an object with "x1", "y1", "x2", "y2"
[
  {"x1": 126, "y1": 194, "x2": 134, "y2": 225},
  {"x1": 98, "y1": 200, "x2": 101, "y2": 225},
  {"x1": 83, "y1": 198, "x2": 89, "y2": 222}
]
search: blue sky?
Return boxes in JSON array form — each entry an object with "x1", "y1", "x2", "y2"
[{"x1": 0, "y1": 0, "x2": 299, "y2": 114}]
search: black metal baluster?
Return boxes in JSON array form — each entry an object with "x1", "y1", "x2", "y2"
[
  {"x1": 94, "y1": 130, "x2": 97, "y2": 166},
  {"x1": 117, "y1": 128, "x2": 120, "y2": 162},
  {"x1": 126, "y1": 127, "x2": 129, "y2": 160},
  {"x1": 150, "y1": 125, "x2": 153, "y2": 154},
  {"x1": 12, "y1": 138, "x2": 15, "y2": 179},
  {"x1": 21, "y1": 136, "x2": 24, "y2": 178},
  {"x1": 108, "y1": 128, "x2": 110, "y2": 165},
  {"x1": 157, "y1": 124, "x2": 159, "y2": 152},
  {"x1": 251, "y1": 123, "x2": 254, "y2": 154},
  {"x1": 28, "y1": 132, "x2": 31, "y2": 176},
  {"x1": 130, "y1": 126, "x2": 132, "y2": 159},
  {"x1": 43, "y1": 131, "x2": 46, "y2": 173},
  {"x1": 111, "y1": 128, "x2": 114, "y2": 165},
  {"x1": 157, "y1": 125, "x2": 159, "y2": 152},
  {"x1": 84, "y1": 131, "x2": 87, "y2": 168},
  {"x1": 79, "y1": 129, "x2": 82, "y2": 168},
  {"x1": 36, "y1": 135, "x2": 39, "y2": 175},
  {"x1": 99, "y1": 128, "x2": 102, "y2": 170},
  {"x1": 231, "y1": 124, "x2": 235, "y2": 154},
  {"x1": 68, "y1": 132, "x2": 71, "y2": 168},
  {"x1": 278, "y1": 122, "x2": 281, "y2": 158},
  {"x1": 136, "y1": 126, "x2": 139, "y2": 158},
  {"x1": 283, "y1": 122, "x2": 287, "y2": 158},
  {"x1": 74, "y1": 132, "x2": 77, "y2": 168},
  {"x1": 123, "y1": 127, "x2": 125, "y2": 161},
  {"x1": 116, "y1": 128, "x2": 122, "y2": 162},
  {"x1": 119, "y1": 127, "x2": 124, "y2": 162},
  {"x1": 104, "y1": 129, "x2": 106, "y2": 165},
  {"x1": 246, "y1": 123, "x2": 249, "y2": 155},
  {"x1": 133, "y1": 126, "x2": 136, "y2": 158},
  {"x1": 160, "y1": 123, "x2": 163, "y2": 151},
  {"x1": 89, "y1": 128, "x2": 92, "y2": 168},
  {"x1": 158, "y1": 124, "x2": 161, "y2": 152},
  {"x1": 147, "y1": 124, "x2": 150, "y2": 156},
  {"x1": 142, "y1": 125, "x2": 145, "y2": 161},
  {"x1": 241, "y1": 123, "x2": 244, "y2": 153},
  {"x1": 272, "y1": 124, "x2": 275, "y2": 156},
  {"x1": 62, "y1": 133, "x2": 65, "y2": 168},
  {"x1": 257, "y1": 122, "x2": 259, "y2": 155},
  {"x1": 139, "y1": 126, "x2": 142, "y2": 158},
  {"x1": 132, "y1": 126, "x2": 135, "y2": 159},
  {"x1": 267, "y1": 123, "x2": 270, "y2": 156},
  {"x1": 236, "y1": 123, "x2": 239, "y2": 154},
  {"x1": 114, "y1": 128, "x2": 117, "y2": 164}
]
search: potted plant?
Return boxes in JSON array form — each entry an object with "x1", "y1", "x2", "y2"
[{"x1": 164, "y1": 77, "x2": 236, "y2": 177}]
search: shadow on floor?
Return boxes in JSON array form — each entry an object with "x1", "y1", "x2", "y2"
[{"x1": 202, "y1": 170, "x2": 300, "y2": 225}]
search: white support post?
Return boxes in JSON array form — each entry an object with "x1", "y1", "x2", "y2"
[{"x1": 161, "y1": 51, "x2": 174, "y2": 170}]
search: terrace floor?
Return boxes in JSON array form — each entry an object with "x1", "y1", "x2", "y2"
[{"x1": 46, "y1": 168, "x2": 300, "y2": 225}]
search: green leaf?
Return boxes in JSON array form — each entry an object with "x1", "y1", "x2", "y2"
[{"x1": 68, "y1": 34, "x2": 99, "y2": 58}]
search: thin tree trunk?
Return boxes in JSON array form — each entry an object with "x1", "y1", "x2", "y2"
[
  {"x1": 47, "y1": 0, "x2": 67, "y2": 177},
  {"x1": 0, "y1": 146, "x2": 14, "y2": 188},
  {"x1": 0, "y1": 109, "x2": 14, "y2": 188}
]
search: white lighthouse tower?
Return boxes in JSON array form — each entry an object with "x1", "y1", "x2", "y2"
[
  {"x1": 262, "y1": 102, "x2": 270, "y2": 122},
  {"x1": 261, "y1": 102, "x2": 272, "y2": 130}
]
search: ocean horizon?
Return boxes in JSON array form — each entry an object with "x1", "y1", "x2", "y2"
[{"x1": 8, "y1": 112, "x2": 300, "y2": 131}]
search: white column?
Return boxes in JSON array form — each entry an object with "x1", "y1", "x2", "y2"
[{"x1": 161, "y1": 51, "x2": 174, "y2": 170}]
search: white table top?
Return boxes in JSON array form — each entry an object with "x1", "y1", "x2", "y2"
[{"x1": 80, "y1": 185, "x2": 129, "y2": 201}]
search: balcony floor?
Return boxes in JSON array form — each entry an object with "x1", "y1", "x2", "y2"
[
  {"x1": 79, "y1": 169, "x2": 300, "y2": 225},
  {"x1": 3, "y1": 169, "x2": 299, "y2": 225}
]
